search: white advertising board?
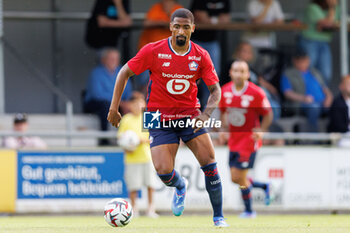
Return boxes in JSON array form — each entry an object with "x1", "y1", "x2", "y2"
[
  {"x1": 16, "y1": 147, "x2": 350, "y2": 213},
  {"x1": 148, "y1": 147, "x2": 350, "y2": 211}
]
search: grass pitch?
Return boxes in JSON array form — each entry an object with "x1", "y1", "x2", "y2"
[{"x1": 0, "y1": 214, "x2": 349, "y2": 233}]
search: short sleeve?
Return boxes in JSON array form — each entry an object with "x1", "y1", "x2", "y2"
[
  {"x1": 200, "y1": 50, "x2": 219, "y2": 86},
  {"x1": 306, "y1": 4, "x2": 324, "y2": 23},
  {"x1": 127, "y1": 43, "x2": 153, "y2": 75},
  {"x1": 256, "y1": 90, "x2": 271, "y2": 116},
  {"x1": 273, "y1": 1, "x2": 284, "y2": 20},
  {"x1": 280, "y1": 75, "x2": 292, "y2": 93}
]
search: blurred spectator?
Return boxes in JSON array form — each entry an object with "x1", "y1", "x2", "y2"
[
  {"x1": 85, "y1": 0, "x2": 132, "y2": 50},
  {"x1": 117, "y1": 92, "x2": 158, "y2": 218},
  {"x1": 299, "y1": 0, "x2": 340, "y2": 84},
  {"x1": 190, "y1": 0, "x2": 231, "y2": 110},
  {"x1": 221, "y1": 41, "x2": 257, "y2": 86},
  {"x1": 328, "y1": 75, "x2": 350, "y2": 133},
  {"x1": 84, "y1": 48, "x2": 133, "y2": 145},
  {"x1": 221, "y1": 41, "x2": 281, "y2": 121},
  {"x1": 280, "y1": 50, "x2": 333, "y2": 132},
  {"x1": 136, "y1": 0, "x2": 183, "y2": 94},
  {"x1": 3, "y1": 113, "x2": 47, "y2": 149},
  {"x1": 243, "y1": 0, "x2": 284, "y2": 49},
  {"x1": 138, "y1": 0, "x2": 183, "y2": 50}
]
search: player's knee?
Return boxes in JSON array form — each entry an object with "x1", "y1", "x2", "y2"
[
  {"x1": 207, "y1": 153, "x2": 215, "y2": 162},
  {"x1": 199, "y1": 155, "x2": 216, "y2": 167},
  {"x1": 231, "y1": 176, "x2": 240, "y2": 184},
  {"x1": 231, "y1": 175, "x2": 245, "y2": 185},
  {"x1": 153, "y1": 163, "x2": 173, "y2": 175}
]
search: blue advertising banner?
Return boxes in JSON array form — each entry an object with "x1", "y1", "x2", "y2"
[{"x1": 17, "y1": 151, "x2": 128, "y2": 199}]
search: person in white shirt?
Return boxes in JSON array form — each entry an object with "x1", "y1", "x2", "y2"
[
  {"x1": 243, "y1": 0, "x2": 284, "y2": 48},
  {"x1": 3, "y1": 113, "x2": 47, "y2": 149}
]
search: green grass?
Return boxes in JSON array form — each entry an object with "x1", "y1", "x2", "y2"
[{"x1": 0, "y1": 215, "x2": 350, "y2": 233}]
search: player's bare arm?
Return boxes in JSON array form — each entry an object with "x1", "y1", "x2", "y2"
[
  {"x1": 194, "y1": 83, "x2": 221, "y2": 133},
  {"x1": 203, "y1": 82, "x2": 221, "y2": 117},
  {"x1": 252, "y1": 111, "x2": 273, "y2": 141},
  {"x1": 218, "y1": 13, "x2": 231, "y2": 24},
  {"x1": 193, "y1": 10, "x2": 211, "y2": 24},
  {"x1": 107, "y1": 64, "x2": 135, "y2": 128},
  {"x1": 97, "y1": 0, "x2": 132, "y2": 28},
  {"x1": 218, "y1": 111, "x2": 229, "y2": 144},
  {"x1": 251, "y1": 0, "x2": 272, "y2": 24},
  {"x1": 323, "y1": 86, "x2": 334, "y2": 108}
]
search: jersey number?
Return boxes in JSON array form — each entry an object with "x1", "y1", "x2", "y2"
[{"x1": 166, "y1": 79, "x2": 190, "y2": 95}]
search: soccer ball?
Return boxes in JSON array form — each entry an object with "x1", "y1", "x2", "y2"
[
  {"x1": 118, "y1": 130, "x2": 140, "y2": 152},
  {"x1": 104, "y1": 198, "x2": 133, "y2": 227}
]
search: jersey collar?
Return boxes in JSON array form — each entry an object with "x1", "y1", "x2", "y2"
[
  {"x1": 168, "y1": 37, "x2": 191, "y2": 56},
  {"x1": 232, "y1": 81, "x2": 248, "y2": 96}
]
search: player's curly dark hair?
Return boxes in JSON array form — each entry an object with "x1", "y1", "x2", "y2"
[{"x1": 170, "y1": 8, "x2": 194, "y2": 23}]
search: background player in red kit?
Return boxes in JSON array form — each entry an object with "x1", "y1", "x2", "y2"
[
  {"x1": 220, "y1": 60, "x2": 273, "y2": 218},
  {"x1": 108, "y1": 8, "x2": 228, "y2": 227}
]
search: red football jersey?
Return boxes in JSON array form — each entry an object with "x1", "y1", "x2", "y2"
[
  {"x1": 219, "y1": 81, "x2": 271, "y2": 160},
  {"x1": 127, "y1": 38, "x2": 218, "y2": 120}
]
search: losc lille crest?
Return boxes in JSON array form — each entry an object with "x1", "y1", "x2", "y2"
[{"x1": 188, "y1": 61, "x2": 198, "y2": 71}]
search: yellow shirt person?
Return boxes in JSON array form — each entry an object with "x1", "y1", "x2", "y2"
[
  {"x1": 118, "y1": 113, "x2": 151, "y2": 164},
  {"x1": 116, "y1": 92, "x2": 158, "y2": 218}
]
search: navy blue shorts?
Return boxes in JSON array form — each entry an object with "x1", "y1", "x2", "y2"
[
  {"x1": 148, "y1": 118, "x2": 208, "y2": 148},
  {"x1": 229, "y1": 151, "x2": 257, "y2": 169}
]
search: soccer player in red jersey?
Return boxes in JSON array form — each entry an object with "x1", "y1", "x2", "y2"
[
  {"x1": 108, "y1": 8, "x2": 228, "y2": 227},
  {"x1": 219, "y1": 60, "x2": 273, "y2": 218}
]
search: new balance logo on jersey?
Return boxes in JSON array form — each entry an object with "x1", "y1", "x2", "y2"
[
  {"x1": 158, "y1": 53, "x2": 172, "y2": 59},
  {"x1": 162, "y1": 62, "x2": 170, "y2": 67}
]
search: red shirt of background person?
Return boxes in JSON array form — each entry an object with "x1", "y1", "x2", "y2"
[
  {"x1": 219, "y1": 64, "x2": 272, "y2": 161},
  {"x1": 138, "y1": 0, "x2": 183, "y2": 50}
]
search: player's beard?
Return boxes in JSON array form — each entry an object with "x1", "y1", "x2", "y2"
[{"x1": 176, "y1": 35, "x2": 186, "y2": 46}]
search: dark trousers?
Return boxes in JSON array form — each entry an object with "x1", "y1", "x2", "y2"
[
  {"x1": 84, "y1": 99, "x2": 110, "y2": 145},
  {"x1": 84, "y1": 99, "x2": 110, "y2": 131}
]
